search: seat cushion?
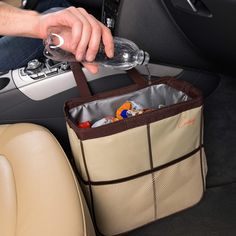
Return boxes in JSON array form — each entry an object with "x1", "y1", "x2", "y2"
[{"x1": 0, "y1": 123, "x2": 95, "y2": 236}]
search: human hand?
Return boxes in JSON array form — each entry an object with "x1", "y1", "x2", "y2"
[{"x1": 36, "y1": 7, "x2": 114, "y2": 73}]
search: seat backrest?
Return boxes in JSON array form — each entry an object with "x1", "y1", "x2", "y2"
[{"x1": 0, "y1": 124, "x2": 95, "y2": 236}]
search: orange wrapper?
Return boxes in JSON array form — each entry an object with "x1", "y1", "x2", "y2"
[{"x1": 116, "y1": 101, "x2": 132, "y2": 120}]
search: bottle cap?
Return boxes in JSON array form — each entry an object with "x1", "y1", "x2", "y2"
[
  {"x1": 142, "y1": 51, "x2": 150, "y2": 65},
  {"x1": 137, "y1": 50, "x2": 150, "y2": 66}
]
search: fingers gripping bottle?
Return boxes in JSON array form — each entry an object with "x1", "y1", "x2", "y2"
[{"x1": 43, "y1": 33, "x2": 150, "y2": 70}]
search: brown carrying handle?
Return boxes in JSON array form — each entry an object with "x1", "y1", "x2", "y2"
[{"x1": 70, "y1": 62, "x2": 148, "y2": 98}]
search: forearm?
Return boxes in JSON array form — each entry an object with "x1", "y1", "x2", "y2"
[
  {"x1": 0, "y1": 2, "x2": 40, "y2": 38},
  {"x1": 0, "y1": 4, "x2": 114, "y2": 73}
]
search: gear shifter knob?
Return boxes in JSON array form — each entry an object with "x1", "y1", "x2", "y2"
[{"x1": 25, "y1": 59, "x2": 43, "y2": 75}]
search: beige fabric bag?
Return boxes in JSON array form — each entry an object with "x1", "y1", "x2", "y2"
[{"x1": 65, "y1": 63, "x2": 207, "y2": 236}]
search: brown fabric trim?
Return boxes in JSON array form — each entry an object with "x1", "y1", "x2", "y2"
[
  {"x1": 66, "y1": 77, "x2": 201, "y2": 110},
  {"x1": 70, "y1": 62, "x2": 92, "y2": 98},
  {"x1": 66, "y1": 98, "x2": 203, "y2": 140},
  {"x1": 200, "y1": 108, "x2": 206, "y2": 192},
  {"x1": 70, "y1": 63, "x2": 146, "y2": 100},
  {"x1": 127, "y1": 68, "x2": 148, "y2": 86},
  {"x1": 147, "y1": 124, "x2": 157, "y2": 219},
  {"x1": 65, "y1": 78, "x2": 203, "y2": 140},
  {"x1": 77, "y1": 146, "x2": 203, "y2": 186}
]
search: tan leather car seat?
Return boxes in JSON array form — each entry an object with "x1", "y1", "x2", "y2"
[{"x1": 0, "y1": 123, "x2": 95, "y2": 236}]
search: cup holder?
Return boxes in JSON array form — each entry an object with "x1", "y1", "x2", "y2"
[{"x1": 0, "y1": 77, "x2": 10, "y2": 90}]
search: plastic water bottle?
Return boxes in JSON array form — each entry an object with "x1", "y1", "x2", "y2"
[{"x1": 43, "y1": 34, "x2": 150, "y2": 70}]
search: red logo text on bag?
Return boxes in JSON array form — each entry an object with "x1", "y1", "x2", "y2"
[{"x1": 178, "y1": 116, "x2": 196, "y2": 128}]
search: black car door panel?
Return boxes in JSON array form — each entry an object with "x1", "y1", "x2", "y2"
[{"x1": 115, "y1": 0, "x2": 236, "y2": 74}]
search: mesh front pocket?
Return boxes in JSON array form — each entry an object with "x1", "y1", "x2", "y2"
[
  {"x1": 84, "y1": 151, "x2": 204, "y2": 236},
  {"x1": 91, "y1": 174, "x2": 155, "y2": 235},
  {"x1": 155, "y1": 152, "x2": 204, "y2": 219}
]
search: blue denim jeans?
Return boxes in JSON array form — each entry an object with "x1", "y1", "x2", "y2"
[{"x1": 0, "y1": 0, "x2": 69, "y2": 71}]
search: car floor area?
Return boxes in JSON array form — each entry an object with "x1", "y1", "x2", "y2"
[{"x1": 125, "y1": 75, "x2": 236, "y2": 235}]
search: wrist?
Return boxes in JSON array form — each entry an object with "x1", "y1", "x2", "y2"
[{"x1": 21, "y1": 10, "x2": 41, "y2": 38}]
